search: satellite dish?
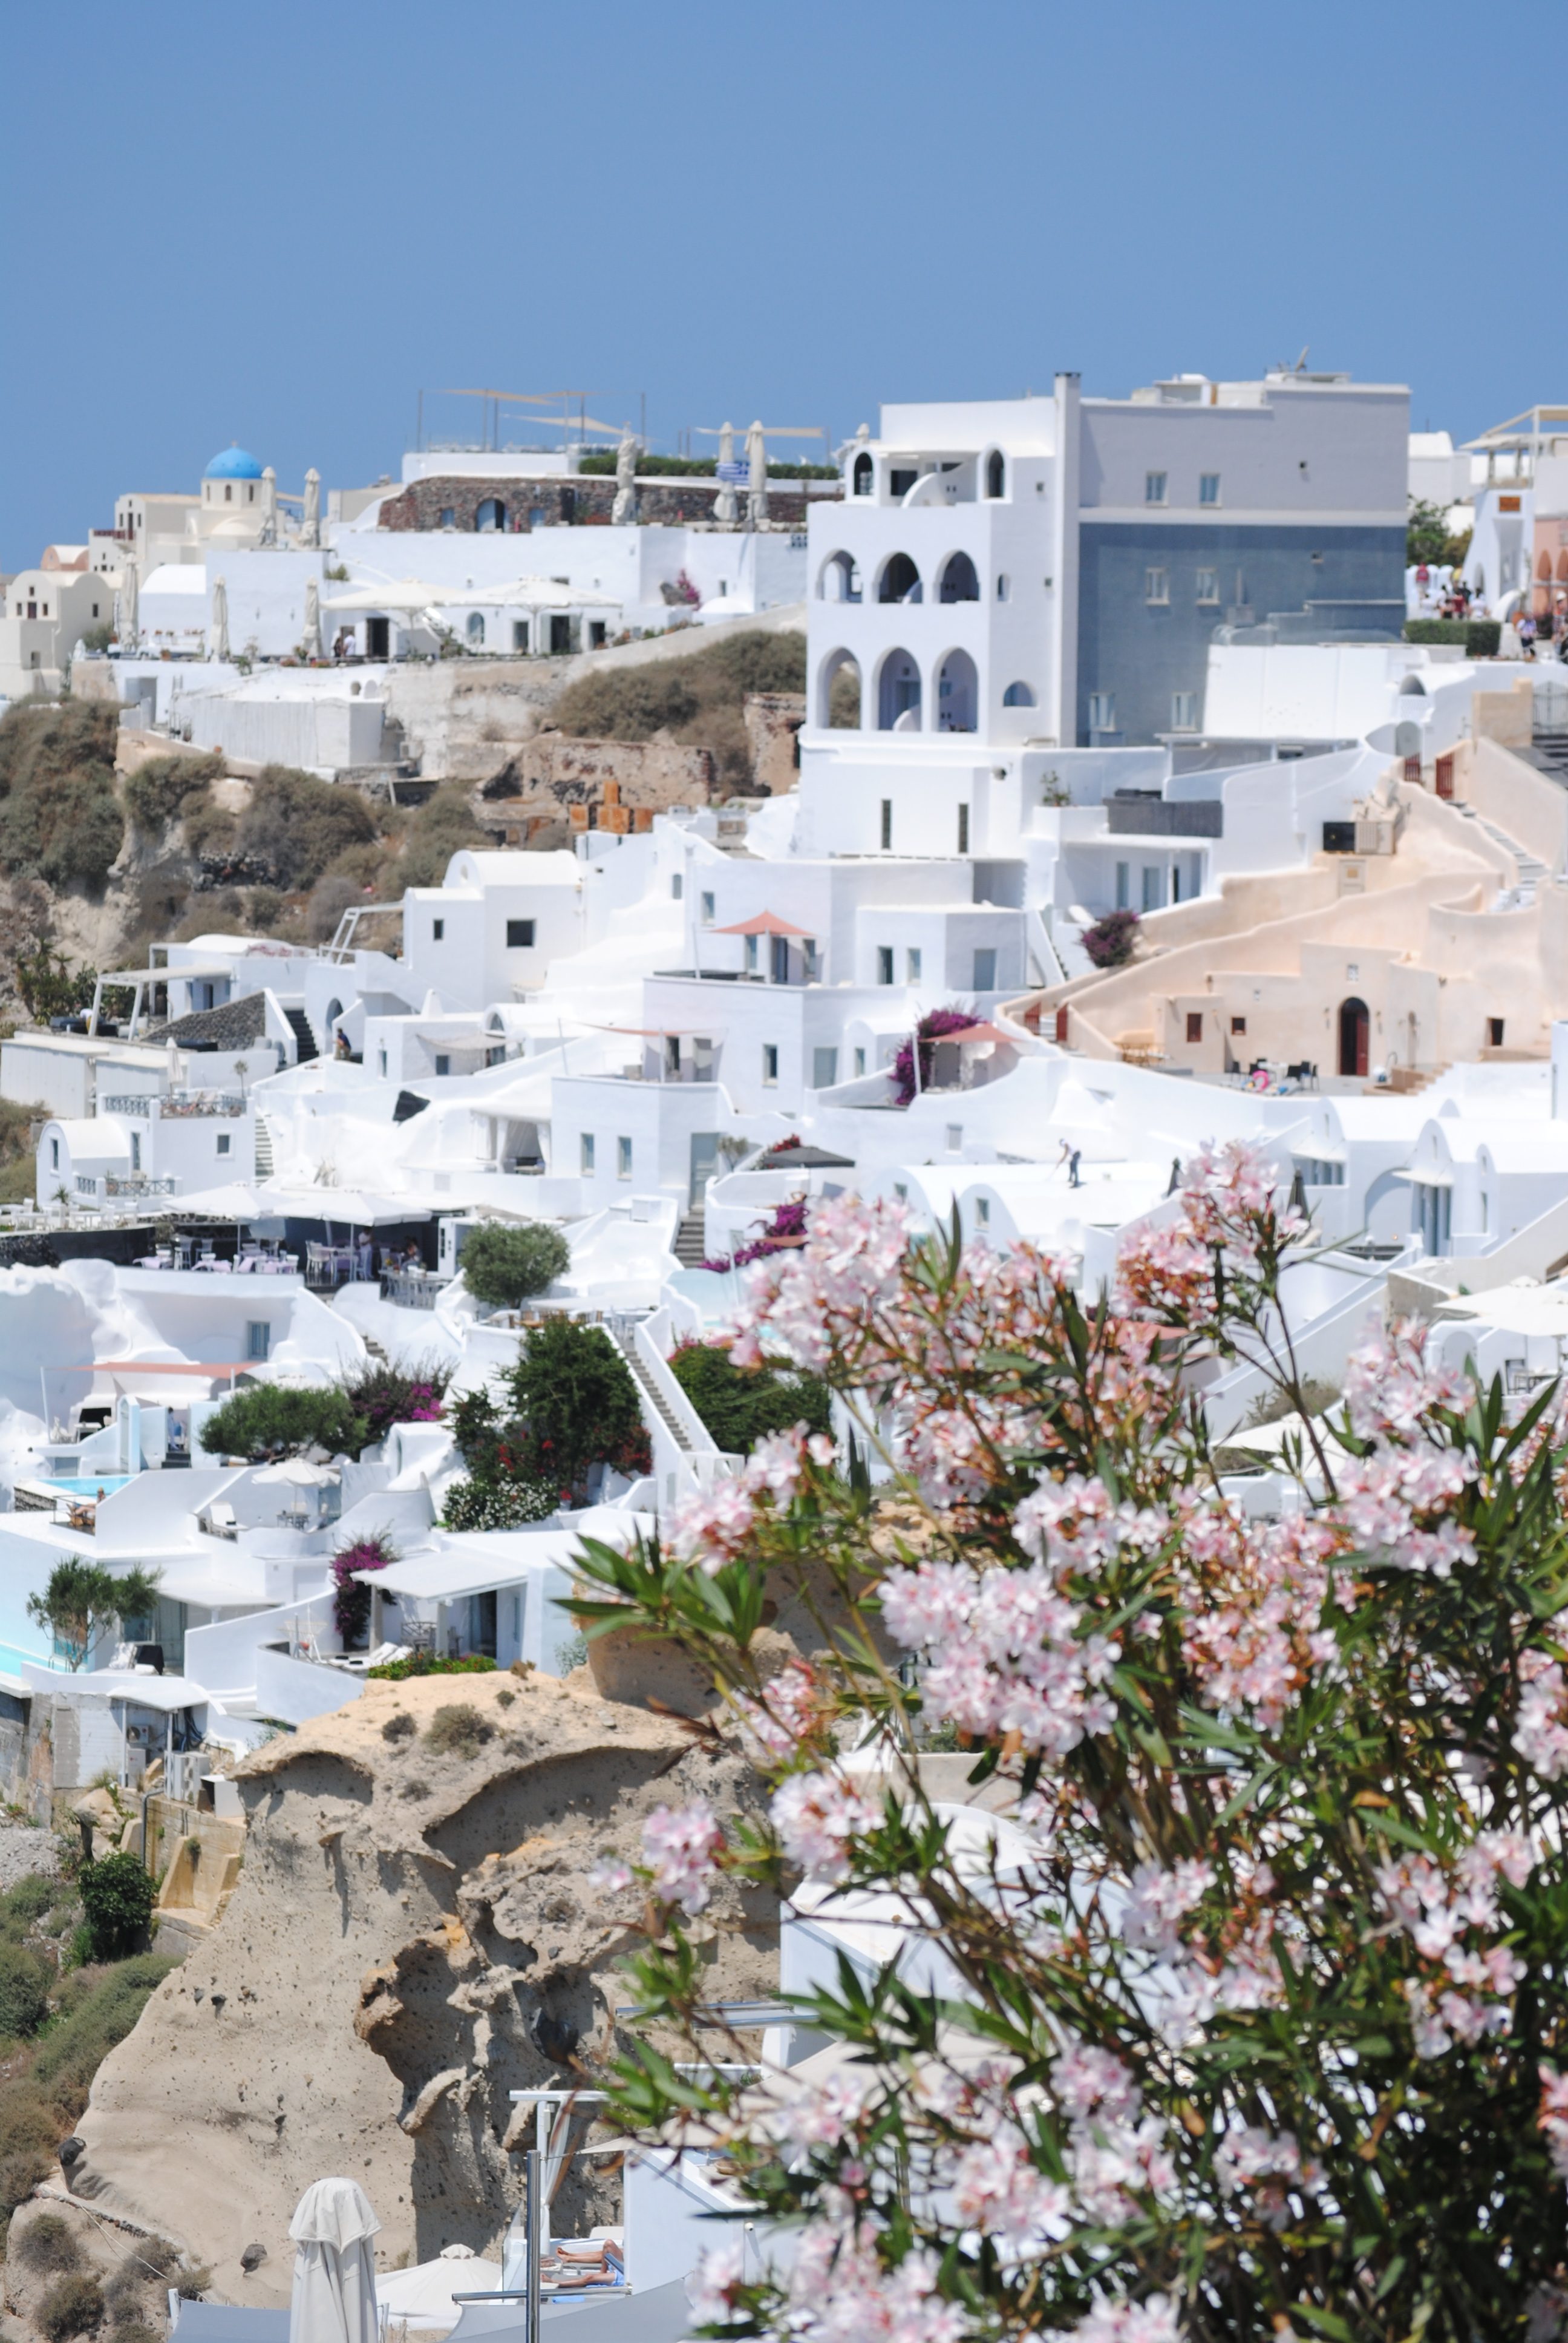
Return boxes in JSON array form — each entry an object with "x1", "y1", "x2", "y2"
[{"x1": 1394, "y1": 720, "x2": 1422, "y2": 758}]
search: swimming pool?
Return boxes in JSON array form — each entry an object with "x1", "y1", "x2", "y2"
[{"x1": 46, "y1": 1475, "x2": 131, "y2": 1498}]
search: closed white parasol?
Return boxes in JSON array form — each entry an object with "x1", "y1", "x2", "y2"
[{"x1": 288, "y1": 2177, "x2": 380, "y2": 2343}]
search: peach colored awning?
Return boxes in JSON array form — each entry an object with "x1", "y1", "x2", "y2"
[{"x1": 711, "y1": 912, "x2": 813, "y2": 937}]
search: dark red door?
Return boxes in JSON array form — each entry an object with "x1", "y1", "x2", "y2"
[{"x1": 1338, "y1": 997, "x2": 1369, "y2": 1078}]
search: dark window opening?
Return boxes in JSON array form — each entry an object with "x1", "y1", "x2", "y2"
[
  {"x1": 507, "y1": 919, "x2": 535, "y2": 948},
  {"x1": 1230, "y1": 1015, "x2": 1246, "y2": 1035},
  {"x1": 852, "y1": 452, "x2": 873, "y2": 496},
  {"x1": 889, "y1": 468, "x2": 917, "y2": 498},
  {"x1": 1186, "y1": 1012, "x2": 1203, "y2": 1044},
  {"x1": 1489, "y1": 1017, "x2": 1505, "y2": 1047},
  {"x1": 985, "y1": 451, "x2": 1005, "y2": 498}
]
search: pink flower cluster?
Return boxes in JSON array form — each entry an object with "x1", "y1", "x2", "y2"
[
  {"x1": 1377, "y1": 1833, "x2": 1533, "y2": 2057},
  {"x1": 949, "y1": 2123, "x2": 1069, "y2": 2249},
  {"x1": 640, "y1": 1800, "x2": 726, "y2": 1915},
  {"x1": 1516, "y1": 1643, "x2": 1568, "y2": 1780},
  {"x1": 1332, "y1": 1438, "x2": 1475, "y2": 1576},
  {"x1": 770, "y1": 1769, "x2": 880, "y2": 1883},
  {"x1": 1344, "y1": 1323, "x2": 1472, "y2": 1440},
  {"x1": 1119, "y1": 1858, "x2": 1214, "y2": 1955},
  {"x1": 732, "y1": 1659, "x2": 832, "y2": 1762},
  {"x1": 1048, "y1": 2040, "x2": 1175, "y2": 2226},
  {"x1": 1045, "y1": 2301, "x2": 1181, "y2": 2343},
  {"x1": 1116, "y1": 1139, "x2": 1303, "y2": 1325},
  {"x1": 1173, "y1": 1497, "x2": 1341, "y2": 1726},
  {"x1": 777, "y1": 2228, "x2": 971, "y2": 2343},
  {"x1": 880, "y1": 1553, "x2": 1119, "y2": 1757},
  {"x1": 666, "y1": 1426, "x2": 835, "y2": 1577},
  {"x1": 1213, "y1": 2124, "x2": 1322, "y2": 2232},
  {"x1": 730, "y1": 1190, "x2": 915, "y2": 1375}
]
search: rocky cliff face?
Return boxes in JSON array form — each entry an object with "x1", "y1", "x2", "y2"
[{"x1": 64, "y1": 1669, "x2": 775, "y2": 2305}]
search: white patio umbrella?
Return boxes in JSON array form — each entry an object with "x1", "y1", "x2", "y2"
[
  {"x1": 260, "y1": 465, "x2": 278, "y2": 545},
  {"x1": 211, "y1": 576, "x2": 230, "y2": 661},
  {"x1": 288, "y1": 2177, "x2": 379, "y2": 2343},
  {"x1": 253, "y1": 1455, "x2": 339, "y2": 1488},
  {"x1": 377, "y1": 2246, "x2": 502, "y2": 2332},
  {"x1": 301, "y1": 467, "x2": 321, "y2": 548},
  {"x1": 746, "y1": 418, "x2": 768, "y2": 526},
  {"x1": 305, "y1": 576, "x2": 321, "y2": 652}
]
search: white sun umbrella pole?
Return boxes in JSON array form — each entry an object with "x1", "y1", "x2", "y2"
[{"x1": 289, "y1": 2177, "x2": 380, "y2": 2343}]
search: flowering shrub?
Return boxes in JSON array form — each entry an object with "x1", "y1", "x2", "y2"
[
  {"x1": 702, "y1": 1198, "x2": 812, "y2": 1275},
  {"x1": 1082, "y1": 908, "x2": 1140, "y2": 969},
  {"x1": 891, "y1": 1007, "x2": 981, "y2": 1106},
  {"x1": 331, "y1": 1530, "x2": 397, "y2": 1645},
  {"x1": 572, "y1": 1149, "x2": 1568, "y2": 2342},
  {"x1": 343, "y1": 1361, "x2": 449, "y2": 1447}
]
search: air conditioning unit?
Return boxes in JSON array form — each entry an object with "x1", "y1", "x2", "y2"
[{"x1": 125, "y1": 1723, "x2": 157, "y2": 1748}]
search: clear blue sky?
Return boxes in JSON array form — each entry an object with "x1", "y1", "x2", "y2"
[{"x1": 0, "y1": 0, "x2": 1543, "y2": 569}]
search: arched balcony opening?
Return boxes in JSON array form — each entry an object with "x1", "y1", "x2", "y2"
[
  {"x1": 984, "y1": 450, "x2": 1005, "y2": 499},
  {"x1": 937, "y1": 551, "x2": 980, "y2": 603},
  {"x1": 1002, "y1": 680, "x2": 1036, "y2": 707},
  {"x1": 818, "y1": 649, "x2": 862, "y2": 730},
  {"x1": 818, "y1": 551, "x2": 863, "y2": 603},
  {"x1": 466, "y1": 613, "x2": 486, "y2": 646},
  {"x1": 475, "y1": 498, "x2": 507, "y2": 532},
  {"x1": 936, "y1": 649, "x2": 978, "y2": 733},
  {"x1": 877, "y1": 552, "x2": 923, "y2": 605},
  {"x1": 877, "y1": 650, "x2": 922, "y2": 732},
  {"x1": 852, "y1": 452, "x2": 874, "y2": 497}
]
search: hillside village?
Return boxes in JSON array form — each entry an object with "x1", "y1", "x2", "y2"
[{"x1": 0, "y1": 371, "x2": 1567, "y2": 2343}]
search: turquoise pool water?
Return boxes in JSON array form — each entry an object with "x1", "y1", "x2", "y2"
[{"x1": 47, "y1": 1475, "x2": 131, "y2": 1497}]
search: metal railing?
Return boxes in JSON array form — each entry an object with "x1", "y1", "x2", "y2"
[
  {"x1": 105, "y1": 1175, "x2": 178, "y2": 1197},
  {"x1": 323, "y1": 902, "x2": 405, "y2": 963},
  {"x1": 100, "y1": 1095, "x2": 154, "y2": 1118}
]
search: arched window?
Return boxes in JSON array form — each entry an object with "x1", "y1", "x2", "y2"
[
  {"x1": 877, "y1": 650, "x2": 921, "y2": 732},
  {"x1": 818, "y1": 551, "x2": 862, "y2": 603},
  {"x1": 1338, "y1": 997, "x2": 1370, "y2": 1079},
  {"x1": 476, "y1": 498, "x2": 507, "y2": 532},
  {"x1": 996, "y1": 574, "x2": 1010, "y2": 601},
  {"x1": 852, "y1": 452, "x2": 873, "y2": 496},
  {"x1": 937, "y1": 551, "x2": 980, "y2": 603},
  {"x1": 877, "y1": 552, "x2": 923, "y2": 605},
  {"x1": 985, "y1": 450, "x2": 1005, "y2": 499},
  {"x1": 1540, "y1": 551, "x2": 1555, "y2": 580},
  {"x1": 818, "y1": 649, "x2": 861, "y2": 730},
  {"x1": 936, "y1": 649, "x2": 978, "y2": 733},
  {"x1": 1002, "y1": 680, "x2": 1036, "y2": 707},
  {"x1": 467, "y1": 612, "x2": 486, "y2": 646}
]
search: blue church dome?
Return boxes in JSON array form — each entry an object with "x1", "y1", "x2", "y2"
[{"x1": 204, "y1": 445, "x2": 263, "y2": 480}]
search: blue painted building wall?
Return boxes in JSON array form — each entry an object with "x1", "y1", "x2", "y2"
[{"x1": 1075, "y1": 523, "x2": 1406, "y2": 744}]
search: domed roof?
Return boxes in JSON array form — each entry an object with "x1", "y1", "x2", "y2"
[{"x1": 204, "y1": 444, "x2": 263, "y2": 480}]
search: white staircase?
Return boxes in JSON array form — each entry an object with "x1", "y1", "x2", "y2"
[
  {"x1": 253, "y1": 1115, "x2": 276, "y2": 1179},
  {"x1": 1454, "y1": 804, "x2": 1551, "y2": 909}
]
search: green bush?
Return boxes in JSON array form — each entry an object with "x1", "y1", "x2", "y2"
[
  {"x1": 234, "y1": 765, "x2": 376, "y2": 891},
  {"x1": 0, "y1": 1944, "x2": 50, "y2": 2037},
  {"x1": 505, "y1": 1316, "x2": 648, "y2": 1498},
  {"x1": 78, "y1": 1856, "x2": 155, "y2": 1962},
  {"x1": 39, "y1": 2273, "x2": 104, "y2": 2340},
  {"x1": 122, "y1": 755, "x2": 222, "y2": 836},
  {"x1": 199, "y1": 1383, "x2": 367, "y2": 1462},
  {"x1": 397, "y1": 785, "x2": 490, "y2": 891},
  {"x1": 16, "y1": 2214, "x2": 81, "y2": 2273},
  {"x1": 0, "y1": 1875, "x2": 59, "y2": 1938},
  {"x1": 30, "y1": 1956, "x2": 174, "y2": 2106},
  {"x1": 367, "y1": 1651, "x2": 495, "y2": 1680},
  {"x1": 0, "y1": 704, "x2": 123, "y2": 894},
  {"x1": 424, "y1": 1703, "x2": 493, "y2": 1759},
  {"x1": 459, "y1": 1221, "x2": 571, "y2": 1309},
  {"x1": 1402, "y1": 617, "x2": 1501, "y2": 658},
  {"x1": 667, "y1": 1341, "x2": 832, "y2": 1455}
]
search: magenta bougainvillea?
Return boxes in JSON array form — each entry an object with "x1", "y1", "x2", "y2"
[
  {"x1": 892, "y1": 1005, "x2": 981, "y2": 1106},
  {"x1": 332, "y1": 1531, "x2": 398, "y2": 1646},
  {"x1": 702, "y1": 1196, "x2": 809, "y2": 1274}
]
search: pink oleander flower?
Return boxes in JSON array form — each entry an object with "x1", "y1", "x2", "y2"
[
  {"x1": 587, "y1": 1854, "x2": 633, "y2": 1896},
  {"x1": 1045, "y1": 2300, "x2": 1181, "y2": 2343},
  {"x1": 771, "y1": 1769, "x2": 880, "y2": 1882},
  {"x1": 1119, "y1": 1858, "x2": 1215, "y2": 1955},
  {"x1": 732, "y1": 1659, "x2": 831, "y2": 1762},
  {"x1": 687, "y1": 2240, "x2": 748, "y2": 2328},
  {"x1": 1214, "y1": 2123, "x2": 1322, "y2": 2232},
  {"x1": 949, "y1": 2125, "x2": 1070, "y2": 2249},
  {"x1": 641, "y1": 1800, "x2": 725, "y2": 1914},
  {"x1": 1541, "y1": 2066, "x2": 1568, "y2": 2181}
]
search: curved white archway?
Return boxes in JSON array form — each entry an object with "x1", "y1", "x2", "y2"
[
  {"x1": 936, "y1": 649, "x2": 978, "y2": 732},
  {"x1": 876, "y1": 648, "x2": 922, "y2": 731},
  {"x1": 937, "y1": 551, "x2": 981, "y2": 603},
  {"x1": 817, "y1": 648, "x2": 862, "y2": 729},
  {"x1": 876, "y1": 552, "x2": 923, "y2": 605},
  {"x1": 817, "y1": 550, "x2": 863, "y2": 603}
]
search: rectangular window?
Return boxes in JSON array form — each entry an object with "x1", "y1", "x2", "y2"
[
  {"x1": 893, "y1": 1182, "x2": 909, "y2": 1202},
  {"x1": 434, "y1": 1054, "x2": 450, "y2": 1076},
  {"x1": 131, "y1": 1132, "x2": 142, "y2": 1173},
  {"x1": 51, "y1": 1138, "x2": 59, "y2": 1170},
  {"x1": 616, "y1": 1136, "x2": 632, "y2": 1180},
  {"x1": 957, "y1": 802, "x2": 969, "y2": 853},
  {"x1": 889, "y1": 468, "x2": 916, "y2": 498},
  {"x1": 1088, "y1": 692, "x2": 1116, "y2": 733},
  {"x1": 880, "y1": 799, "x2": 893, "y2": 850},
  {"x1": 433, "y1": 919, "x2": 444, "y2": 941},
  {"x1": 512, "y1": 620, "x2": 529, "y2": 652},
  {"x1": 1196, "y1": 568, "x2": 1220, "y2": 604},
  {"x1": 665, "y1": 1036, "x2": 681, "y2": 1076},
  {"x1": 216, "y1": 1132, "x2": 231, "y2": 1155},
  {"x1": 812, "y1": 1046, "x2": 838, "y2": 1088},
  {"x1": 1145, "y1": 471, "x2": 1168, "y2": 505},
  {"x1": 1489, "y1": 1017, "x2": 1505, "y2": 1047},
  {"x1": 1115, "y1": 861, "x2": 1130, "y2": 911},
  {"x1": 946, "y1": 1123, "x2": 963, "y2": 1151},
  {"x1": 877, "y1": 946, "x2": 894, "y2": 985},
  {"x1": 1142, "y1": 865, "x2": 1163, "y2": 912},
  {"x1": 378, "y1": 1047, "x2": 388, "y2": 1076},
  {"x1": 906, "y1": 948, "x2": 922, "y2": 983},
  {"x1": 1231, "y1": 1015, "x2": 1247, "y2": 1035},
  {"x1": 700, "y1": 891, "x2": 715, "y2": 926},
  {"x1": 1172, "y1": 691, "x2": 1198, "y2": 729},
  {"x1": 854, "y1": 1047, "x2": 867, "y2": 1077},
  {"x1": 246, "y1": 1320, "x2": 271, "y2": 1362},
  {"x1": 506, "y1": 919, "x2": 535, "y2": 948},
  {"x1": 1199, "y1": 473, "x2": 1221, "y2": 506},
  {"x1": 581, "y1": 1134, "x2": 595, "y2": 1175},
  {"x1": 744, "y1": 934, "x2": 759, "y2": 973},
  {"x1": 973, "y1": 947, "x2": 997, "y2": 991},
  {"x1": 976, "y1": 1196, "x2": 990, "y2": 1225},
  {"x1": 762, "y1": 1044, "x2": 779, "y2": 1085},
  {"x1": 1145, "y1": 567, "x2": 1169, "y2": 605},
  {"x1": 1186, "y1": 1012, "x2": 1203, "y2": 1044},
  {"x1": 670, "y1": 874, "x2": 683, "y2": 900}
]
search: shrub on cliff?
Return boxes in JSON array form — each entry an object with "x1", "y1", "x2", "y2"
[
  {"x1": 396, "y1": 785, "x2": 489, "y2": 891},
  {"x1": 199, "y1": 1383, "x2": 367, "y2": 1463},
  {"x1": 668, "y1": 1339, "x2": 832, "y2": 1455},
  {"x1": 550, "y1": 629, "x2": 805, "y2": 791},
  {"x1": 0, "y1": 704, "x2": 123, "y2": 893},
  {"x1": 234, "y1": 765, "x2": 376, "y2": 891},
  {"x1": 122, "y1": 754, "x2": 222, "y2": 836}
]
